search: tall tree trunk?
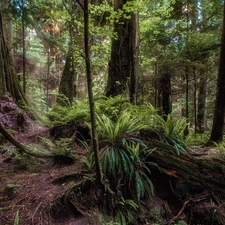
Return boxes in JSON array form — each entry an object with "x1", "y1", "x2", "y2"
[
  {"x1": 184, "y1": 66, "x2": 189, "y2": 136},
  {"x1": 57, "y1": 44, "x2": 75, "y2": 106},
  {"x1": 197, "y1": 75, "x2": 207, "y2": 133},
  {"x1": 129, "y1": 13, "x2": 139, "y2": 104},
  {"x1": 208, "y1": 3, "x2": 225, "y2": 144},
  {"x1": 158, "y1": 70, "x2": 172, "y2": 116},
  {"x1": 106, "y1": 0, "x2": 139, "y2": 103},
  {"x1": 84, "y1": 0, "x2": 102, "y2": 183},
  {"x1": 0, "y1": 9, "x2": 27, "y2": 105}
]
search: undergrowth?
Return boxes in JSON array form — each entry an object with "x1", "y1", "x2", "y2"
[{"x1": 45, "y1": 95, "x2": 194, "y2": 224}]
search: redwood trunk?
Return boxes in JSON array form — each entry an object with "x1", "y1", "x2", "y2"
[
  {"x1": 106, "y1": 0, "x2": 139, "y2": 103},
  {"x1": 209, "y1": 3, "x2": 225, "y2": 143},
  {"x1": 0, "y1": 10, "x2": 27, "y2": 105}
]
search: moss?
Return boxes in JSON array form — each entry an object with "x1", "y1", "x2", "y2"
[{"x1": 175, "y1": 220, "x2": 187, "y2": 225}]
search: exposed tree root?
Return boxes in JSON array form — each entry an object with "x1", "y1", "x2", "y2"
[
  {"x1": 163, "y1": 200, "x2": 189, "y2": 225},
  {"x1": 0, "y1": 122, "x2": 77, "y2": 163}
]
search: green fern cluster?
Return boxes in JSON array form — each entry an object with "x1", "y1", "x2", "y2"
[
  {"x1": 95, "y1": 95, "x2": 130, "y2": 118},
  {"x1": 156, "y1": 115, "x2": 189, "y2": 155},
  {"x1": 47, "y1": 99, "x2": 90, "y2": 125},
  {"x1": 115, "y1": 197, "x2": 138, "y2": 225},
  {"x1": 97, "y1": 111, "x2": 157, "y2": 201},
  {"x1": 47, "y1": 95, "x2": 129, "y2": 126},
  {"x1": 124, "y1": 103, "x2": 190, "y2": 155}
]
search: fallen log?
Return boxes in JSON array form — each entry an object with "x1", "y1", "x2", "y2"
[
  {"x1": 0, "y1": 122, "x2": 76, "y2": 163},
  {"x1": 148, "y1": 140, "x2": 225, "y2": 224}
]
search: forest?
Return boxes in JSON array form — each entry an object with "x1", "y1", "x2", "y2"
[{"x1": 1, "y1": 0, "x2": 225, "y2": 224}]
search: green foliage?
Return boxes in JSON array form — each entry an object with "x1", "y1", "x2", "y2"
[
  {"x1": 159, "y1": 114, "x2": 187, "y2": 139},
  {"x1": 155, "y1": 115, "x2": 190, "y2": 155},
  {"x1": 97, "y1": 110, "x2": 146, "y2": 143},
  {"x1": 129, "y1": 104, "x2": 190, "y2": 155},
  {"x1": 95, "y1": 95, "x2": 130, "y2": 118},
  {"x1": 185, "y1": 132, "x2": 210, "y2": 146},
  {"x1": 130, "y1": 103, "x2": 160, "y2": 129},
  {"x1": 47, "y1": 98, "x2": 90, "y2": 125},
  {"x1": 81, "y1": 152, "x2": 96, "y2": 171},
  {"x1": 97, "y1": 111, "x2": 158, "y2": 200},
  {"x1": 39, "y1": 137, "x2": 55, "y2": 148},
  {"x1": 26, "y1": 78, "x2": 48, "y2": 115},
  {"x1": 112, "y1": 197, "x2": 138, "y2": 225},
  {"x1": 48, "y1": 95, "x2": 130, "y2": 126},
  {"x1": 1, "y1": 146, "x2": 36, "y2": 165},
  {"x1": 55, "y1": 93, "x2": 71, "y2": 107},
  {"x1": 51, "y1": 138, "x2": 77, "y2": 162},
  {"x1": 14, "y1": 211, "x2": 19, "y2": 225}
]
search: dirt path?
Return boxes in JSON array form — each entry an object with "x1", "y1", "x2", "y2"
[{"x1": 0, "y1": 158, "x2": 84, "y2": 225}]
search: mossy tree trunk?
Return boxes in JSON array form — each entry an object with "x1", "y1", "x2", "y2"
[
  {"x1": 150, "y1": 147, "x2": 225, "y2": 199},
  {"x1": 56, "y1": 0, "x2": 85, "y2": 106},
  {"x1": 106, "y1": 0, "x2": 140, "y2": 103},
  {"x1": 0, "y1": 9, "x2": 27, "y2": 106},
  {"x1": 57, "y1": 44, "x2": 76, "y2": 106},
  {"x1": 146, "y1": 139, "x2": 225, "y2": 224}
]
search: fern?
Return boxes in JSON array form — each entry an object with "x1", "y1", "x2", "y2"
[
  {"x1": 153, "y1": 115, "x2": 190, "y2": 155},
  {"x1": 97, "y1": 111, "x2": 147, "y2": 143},
  {"x1": 97, "y1": 110, "x2": 158, "y2": 201},
  {"x1": 47, "y1": 99, "x2": 90, "y2": 125},
  {"x1": 14, "y1": 211, "x2": 19, "y2": 225},
  {"x1": 81, "y1": 152, "x2": 96, "y2": 171},
  {"x1": 115, "y1": 197, "x2": 138, "y2": 225},
  {"x1": 95, "y1": 95, "x2": 130, "y2": 118}
]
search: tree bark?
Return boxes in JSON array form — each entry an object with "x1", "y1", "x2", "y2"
[
  {"x1": 0, "y1": 122, "x2": 54, "y2": 158},
  {"x1": 106, "y1": 0, "x2": 139, "y2": 103},
  {"x1": 83, "y1": 0, "x2": 102, "y2": 183},
  {"x1": 146, "y1": 139, "x2": 225, "y2": 223},
  {"x1": 208, "y1": 3, "x2": 225, "y2": 143},
  {"x1": 158, "y1": 70, "x2": 172, "y2": 116},
  {"x1": 0, "y1": 9, "x2": 27, "y2": 105},
  {"x1": 57, "y1": 44, "x2": 76, "y2": 106},
  {"x1": 197, "y1": 76, "x2": 207, "y2": 133}
]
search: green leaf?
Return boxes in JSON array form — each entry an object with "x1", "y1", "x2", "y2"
[{"x1": 14, "y1": 211, "x2": 19, "y2": 225}]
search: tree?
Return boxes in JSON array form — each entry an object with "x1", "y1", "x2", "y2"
[
  {"x1": 0, "y1": 6, "x2": 27, "y2": 106},
  {"x1": 106, "y1": 0, "x2": 140, "y2": 103},
  {"x1": 158, "y1": 65, "x2": 172, "y2": 116},
  {"x1": 83, "y1": 0, "x2": 102, "y2": 183},
  {"x1": 56, "y1": 0, "x2": 83, "y2": 106},
  {"x1": 208, "y1": 2, "x2": 225, "y2": 144},
  {"x1": 57, "y1": 43, "x2": 76, "y2": 106}
]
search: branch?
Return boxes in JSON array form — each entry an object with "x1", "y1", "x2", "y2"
[
  {"x1": 76, "y1": 0, "x2": 85, "y2": 11},
  {"x1": 0, "y1": 122, "x2": 54, "y2": 158},
  {"x1": 163, "y1": 200, "x2": 189, "y2": 225}
]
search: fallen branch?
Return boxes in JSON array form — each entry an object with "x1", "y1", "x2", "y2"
[
  {"x1": 0, "y1": 122, "x2": 54, "y2": 158},
  {"x1": 163, "y1": 200, "x2": 189, "y2": 225}
]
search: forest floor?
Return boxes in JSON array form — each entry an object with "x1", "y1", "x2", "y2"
[
  {"x1": 0, "y1": 96, "x2": 99, "y2": 225},
  {"x1": 1, "y1": 96, "x2": 225, "y2": 225}
]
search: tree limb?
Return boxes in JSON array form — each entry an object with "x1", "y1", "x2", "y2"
[{"x1": 0, "y1": 122, "x2": 54, "y2": 158}]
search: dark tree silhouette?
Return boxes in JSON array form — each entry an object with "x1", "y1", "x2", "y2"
[{"x1": 208, "y1": 3, "x2": 225, "y2": 143}]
